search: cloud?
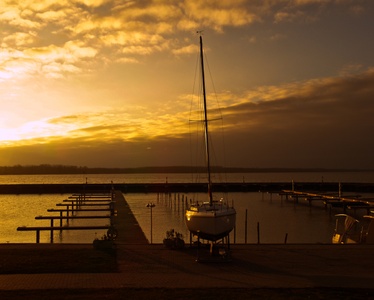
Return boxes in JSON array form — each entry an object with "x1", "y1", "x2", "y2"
[
  {"x1": 182, "y1": 0, "x2": 261, "y2": 32},
  {"x1": 272, "y1": 0, "x2": 366, "y2": 23},
  {"x1": 1, "y1": 32, "x2": 37, "y2": 47},
  {"x1": 0, "y1": 6, "x2": 41, "y2": 29},
  {"x1": 0, "y1": 41, "x2": 97, "y2": 80},
  {"x1": 1, "y1": 0, "x2": 367, "y2": 83},
  {"x1": 172, "y1": 44, "x2": 199, "y2": 55}
]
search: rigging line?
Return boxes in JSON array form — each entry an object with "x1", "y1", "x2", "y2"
[
  {"x1": 203, "y1": 44, "x2": 229, "y2": 186},
  {"x1": 189, "y1": 46, "x2": 205, "y2": 185},
  {"x1": 203, "y1": 51, "x2": 224, "y2": 121}
]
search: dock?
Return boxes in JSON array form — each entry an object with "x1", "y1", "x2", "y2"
[
  {"x1": 111, "y1": 190, "x2": 148, "y2": 244},
  {"x1": 17, "y1": 190, "x2": 148, "y2": 244},
  {"x1": 17, "y1": 191, "x2": 115, "y2": 243},
  {"x1": 277, "y1": 189, "x2": 374, "y2": 214},
  {"x1": 2, "y1": 189, "x2": 374, "y2": 297}
]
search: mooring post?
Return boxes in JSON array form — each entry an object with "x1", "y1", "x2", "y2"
[
  {"x1": 245, "y1": 209, "x2": 248, "y2": 244},
  {"x1": 67, "y1": 205, "x2": 70, "y2": 224},
  {"x1": 178, "y1": 193, "x2": 180, "y2": 212}
]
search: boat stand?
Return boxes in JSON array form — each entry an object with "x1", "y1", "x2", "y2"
[{"x1": 193, "y1": 233, "x2": 232, "y2": 263}]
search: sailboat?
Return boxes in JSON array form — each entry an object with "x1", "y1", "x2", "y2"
[{"x1": 185, "y1": 34, "x2": 236, "y2": 242}]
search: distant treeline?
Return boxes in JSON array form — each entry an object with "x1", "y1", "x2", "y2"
[{"x1": 0, "y1": 164, "x2": 372, "y2": 175}]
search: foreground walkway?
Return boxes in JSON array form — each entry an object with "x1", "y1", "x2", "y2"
[
  {"x1": 1, "y1": 244, "x2": 374, "y2": 290},
  {"x1": 1, "y1": 191, "x2": 374, "y2": 292}
]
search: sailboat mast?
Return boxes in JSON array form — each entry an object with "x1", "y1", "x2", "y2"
[{"x1": 199, "y1": 35, "x2": 213, "y2": 204}]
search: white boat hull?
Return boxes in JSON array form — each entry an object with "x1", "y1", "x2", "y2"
[{"x1": 186, "y1": 203, "x2": 236, "y2": 241}]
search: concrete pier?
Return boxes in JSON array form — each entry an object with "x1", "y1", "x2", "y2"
[{"x1": 112, "y1": 190, "x2": 148, "y2": 244}]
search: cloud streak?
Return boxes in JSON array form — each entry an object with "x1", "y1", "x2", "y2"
[{"x1": 1, "y1": 68, "x2": 373, "y2": 167}]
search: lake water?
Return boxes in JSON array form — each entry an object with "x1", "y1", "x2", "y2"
[
  {"x1": 1, "y1": 172, "x2": 373, "y2": 244},
  {"x1": 1, "y1": 171, "x2": 374, "y2": 184}
]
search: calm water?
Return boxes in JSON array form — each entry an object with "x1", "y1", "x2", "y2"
[
  {"x1": 1, "y1": 172, "x2": 373, "y2": 244},
  {"x1": 1, "y1": 171, "x2": 374, "y2": 184}
]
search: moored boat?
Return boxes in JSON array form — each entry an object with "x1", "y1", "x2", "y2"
[{"x1": 185, "y1": 33, "x2": 236, "y2": 242}]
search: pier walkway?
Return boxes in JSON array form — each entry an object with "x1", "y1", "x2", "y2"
[
  {"x1": 112, "y1": 190, "x2": 148, "y2": 245},
  {"x1": 1, "y1": 191, "x2": 374, "y2": 297}
]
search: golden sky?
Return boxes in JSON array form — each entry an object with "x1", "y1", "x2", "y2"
[{"x1": 1, "y1": 0, "x2": 374, "y2": 168}]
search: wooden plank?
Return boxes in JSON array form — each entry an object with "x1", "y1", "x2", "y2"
[
  {"x1": 47, "y1": 208, "x2": 111, "y2": 212},
  {"x1": 35, "y1": 215, "x2": 110, "y2": 220},
  {"x1": 17, "y1": 226, "x2": 110, "y2": 231},
  {"x1": 63, "y1": 199, "x2": 112, "y2": 202},
  {"x1": 56, "y1": 203, "x2": 110, "y2": 206}
]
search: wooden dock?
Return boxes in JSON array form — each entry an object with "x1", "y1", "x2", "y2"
[
  {"x1": 17, "y1": 191, "x2": 116, "y2": 243},
  {"x1": 17, "y1": 189, "x2": 148, "y2": 244},
  {"x1": 278, "y1": 189, "x2": 374, "y2": 214}
]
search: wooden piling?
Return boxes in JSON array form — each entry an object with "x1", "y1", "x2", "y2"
[{"x1": 245, "y1": 209, "x2": 248, "y2": 244}]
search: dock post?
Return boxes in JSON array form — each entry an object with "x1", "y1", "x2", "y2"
[
  {"x1": 174, "y1": 193, "x2": 176, "y2": 211},
  {"x1": 178, "y1": 194, "x2": 180, "y2": 212},
  {"x1": 245, "y1": 209, "x2": 248, "y2": 244},
  {"x1": 67, "y1": 205, "x2": 70, "y2": 224},
  {"x1": 50, "y1": 218, "x2": 54, "y2": 243},
  {"x1": 339, "y1": 182, "x2": 342, "y2": 198}
]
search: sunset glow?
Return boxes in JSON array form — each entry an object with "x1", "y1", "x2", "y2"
[{"x1": 1, "y1": 1, "x2": 373, "y2": 168}]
